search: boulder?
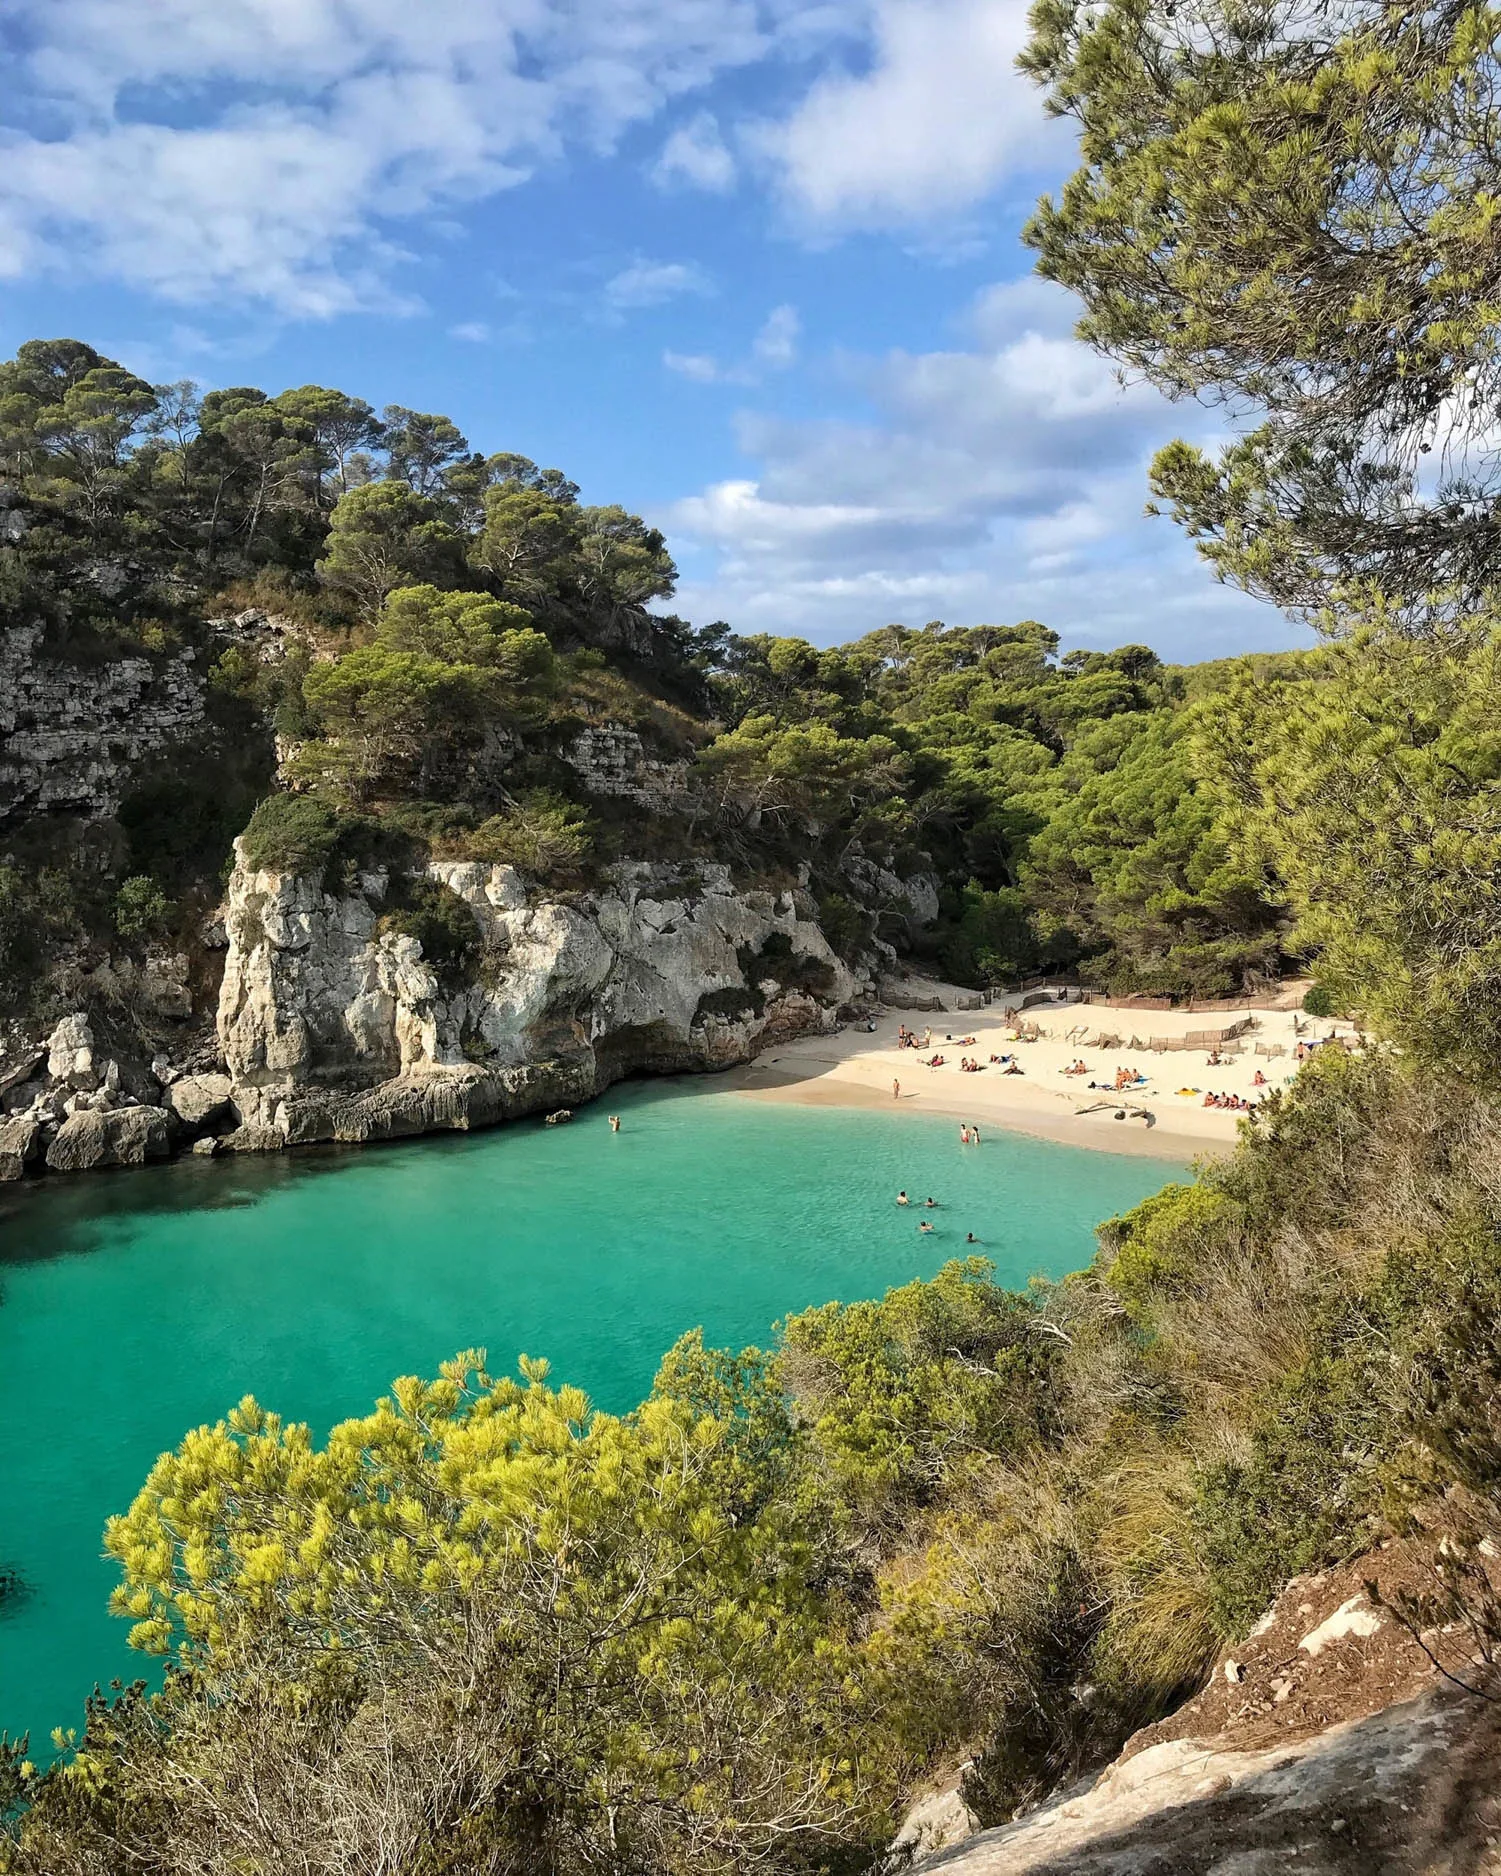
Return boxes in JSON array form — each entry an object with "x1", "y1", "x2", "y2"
[
  {"x1": 0, "y1": 1116, "x2": 41, "y2": 1180},
  {"x1": 45, "y1": 1012, "x2": 97, "y2": 1088},
  {"x1": 166, "y1": 1072, "x2": 234, "y2": 1129},
  {"x1": 190, "y1": 1135, "x2": 219, "y2": 1156},
  {"x1": 45, "y1": 1105, "x2": 172, "y2": 1173},
  {"x1": 217, "y1": 1125, "x2": 285, "y2": 1154}
]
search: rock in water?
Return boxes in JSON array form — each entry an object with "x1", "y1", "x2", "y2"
[
  {"x1": 166, "y1": 1072, "x2": 234, "y2": 1129},
  {"x1": 45, "y1": 1106, "x2": 172, "y2": 1173},
  {"x1": 0, "y1": 1116, "x2": 41, "y2": 1180}
]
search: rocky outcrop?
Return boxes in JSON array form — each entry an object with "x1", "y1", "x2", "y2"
[
  {"x1": 0, "y1": 623, "x2": 206, "y2": 827},
  {"x1": 44, "y1": 1104, "x2": 173, "y2": 1172},
  {"x1": 562, "y1": 725, "x2": 693, "y2": 810},
  {"x1": 905, "y1": 1533, "x2": 1501, "y2": 1874},
  {"x1": 217, "y1": 848, "x2": 858, "y2": 1146},
  {"x1": 0, "y1": 1116, "x2": 41, "y2": 1180},
  {"x1": 165, "y1": 1072, "x2": 234, "y2": 1128}
]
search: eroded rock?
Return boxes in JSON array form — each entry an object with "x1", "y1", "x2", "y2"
[
  {"x1": 217, "y1": 846, "x2": 857, "y2": 1147},
  {"x1": 0, "y1": 1116, "x2": 41, "y2": 1180},
  {"x1": 166, "y1": 1072, "x2": 234, "y2": 1129},
  {"x1": 45, "y1": 1105, "x2": 172, "y2": 1172}
]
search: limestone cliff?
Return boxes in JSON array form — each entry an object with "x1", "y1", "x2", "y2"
[
  {"x1": 0, "y1": 622, "x2": 207, "y2": 827},
  {"x1": 217, "y1": 846, "x2": 858, "y2": 1147}
]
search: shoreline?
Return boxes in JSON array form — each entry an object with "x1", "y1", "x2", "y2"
[{"x1": 720, "y1": 997, "x2": 1358, "y2": 1163}]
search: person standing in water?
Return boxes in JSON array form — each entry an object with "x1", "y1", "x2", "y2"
[
  {"x1": 897, "y1": 1190, "x2": 910, "y2": 1206},
  {"x1": 959, "y1": 1124, "x2": 970, "y2": 1144},
  {"x1": 971, "y1": 1124, "x2": 981, "y2": 1145},
  {"x1": 893, "y1": 1078, "x2": 901, "y2": 1100},
  {"x1": 608, "y1": 1115, "x2": 620, "y2": 1132}
]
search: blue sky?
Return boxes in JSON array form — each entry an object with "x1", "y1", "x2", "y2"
[{"x1": 0, "y1": 0, "x2": 1305, "y2": 662}]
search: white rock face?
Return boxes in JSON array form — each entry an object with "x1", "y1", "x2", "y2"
[
  {"x1": 218, "y1": 845, "x2": 855, "y2": 1145},
  {"x1": 45, "y1": 1012, "x2": 97, "y2": 1087}
]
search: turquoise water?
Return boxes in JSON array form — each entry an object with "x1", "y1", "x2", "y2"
[{"x1": 0, "y1": 1079, "x2": 1179, "y2": 1752}]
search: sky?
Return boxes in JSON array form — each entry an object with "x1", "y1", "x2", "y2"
[{"x1": 0, "y1": 0, "x2": 1307, "y2": 662}]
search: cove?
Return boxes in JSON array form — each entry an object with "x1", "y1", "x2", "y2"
[{"x1": 0, "y1": 1078, "x2": 1182, "y2": 1754}]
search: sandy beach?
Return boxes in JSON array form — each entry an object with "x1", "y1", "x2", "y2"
[{"x1": 727, "y1": 993, "x2": 1359, "y2": 1161}]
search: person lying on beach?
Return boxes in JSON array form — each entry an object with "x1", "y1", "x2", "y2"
[
  {"x1": 1004, "y1": 1062, "x2": 1023, "y2": 1075},
  {"x1": 958, "y1": 1035, "x2": 977, "y2": 1047}
]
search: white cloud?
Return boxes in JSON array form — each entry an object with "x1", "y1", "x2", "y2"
[
  {"x1": 751, "y1": 303, "x2": 799, "y2": 368},
  {"x1": 659, "y1": 280, "x2": 1304, "y2": 660},
  {"x1": 449, "y1": 320, "x2": 493, "y2": 342},
  {"x1": 0, "y1": 0, "x2": 799, "y2": 312},
  {"x1": 605, "y1": 259, "x2": 715, "y2": 309},
  {"x1": 663, "y1": 303, "x2": 799, "y2": 385},
  {"x1": 652, "y1": 110, "x2": 737, "y2": 192},
  {"x1": 664, "y1": 350, "x2": 724, "y2": 383},
  {"x1": 764, "y1": 0, "x2": 1068, "y2": 230}
]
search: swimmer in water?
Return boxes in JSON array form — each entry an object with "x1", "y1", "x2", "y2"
[
  {"x1": 966, "y1": 1232, "x2": 980, "y2": 1244},
  {"x1": 897, "y1": 1190, "x2": 910, "y2": 1205},
  {"x1": 925, "y1": 1196, "x2": 938, "y2": 1209},
  {"x1": 918, "y1": 1220, "x2": 935, "y2": 1233}
]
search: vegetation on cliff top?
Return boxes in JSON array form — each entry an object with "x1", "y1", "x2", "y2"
[{"x1": 2, "y1": 332, "x2": 1307, "y2": 1009}]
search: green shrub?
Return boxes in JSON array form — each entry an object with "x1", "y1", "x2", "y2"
[
  {"x1": 377, "y1": 879, "x2": 480, "y2": 989},
  {"x1": 114, "y1": 875, "x2": 170, "y2": 941},
  {"x1": 1302, "y1": 982, "x2": 1336, "y2": 1017},
  {"x1": 465, "y1": 792, "x2": 591, "y2": 878},
  {"x1": 238, "y1": 793, "x2": 348, "y2": 875},
  {"x1": 1097, "y1": 1183, "x2": 1234, "y2": 1320}
]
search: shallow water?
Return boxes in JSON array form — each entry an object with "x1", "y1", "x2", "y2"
[{"x1": 0, "y1": 1078, "x2": 1182, "y2": 1751}]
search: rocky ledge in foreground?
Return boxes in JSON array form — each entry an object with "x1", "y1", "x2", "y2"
[
  {"x1": 1, "y1": 850, "x2": 863, "y2": 1177},
  {"x1": 896, "y1": 1532, "x2": 1501, "y2": 1875}
]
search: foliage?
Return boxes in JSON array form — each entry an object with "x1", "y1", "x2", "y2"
[
  {"x1": 1203, "y1": 624, "x2": 1501, "y2": 1079},
  {"x1": 1302, "y1": 984, "x2": 1335, "y2": 1018},
  {"x1": 113, "y1": 876, "x2": 169, "y2": 942},
  {"x1": 9, "y1": 1355, "x2": 897, "y2": 1876},
  {"x1": 377, "y1": 880, "x2": 480, "y2": 989},
  {"x1": 238, "y1": 794, "x2": 357, "y2": 878},
  {"x1": 464, "y1": 793, "x2": 592, "y2": 879},
  {"x1": 1021, "y1": 0, "x2": 1501, "y2": 626}
]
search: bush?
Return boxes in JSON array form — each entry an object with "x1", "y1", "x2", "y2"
[
  {"x1": 815, "y1": 890, "x2": 871, "y2": 961},
  {"x1": 1302, "y1": 982, "x2": 1336, "y2": 1017},
  {"x1": 114, "y1": 875, "x2": 170, "y2": 941},
  {"x1": 377, "y1": 879, "x2": 480, "y2": 988},
  {"x1": 238, "y1": 793, "x2": 347, "y2": 875},
  {"x1": 465, "y1": 792, "x2": 591, "y2": 878}
]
